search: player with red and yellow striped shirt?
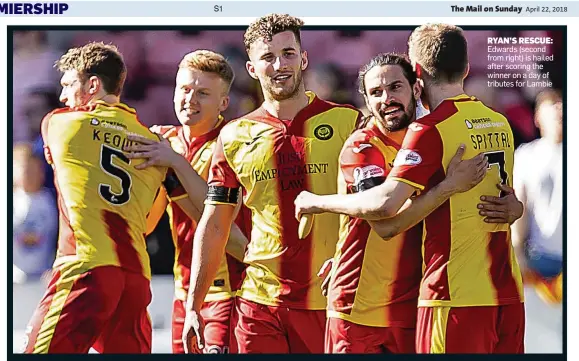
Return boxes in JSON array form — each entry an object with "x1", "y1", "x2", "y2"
[
  {"x1": 324, "y1": 53, "x2": 495, "y2": 354},
  {"x1": 143, "y1": 50, "x2": 248, "y2": 354},
  {"x1": 24, "y1": 42, "x2": 210, "y2": 354},
  {"x1": 296, "y1": 25, "x2": 526, "y2": 354},
  {"x1": 182, "y1": 14, "x2": 362, "y2": 354}
]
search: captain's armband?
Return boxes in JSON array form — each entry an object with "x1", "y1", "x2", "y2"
[
  {"x1": 352, "y1": 176, "x2": 386, "y2": 193},
  {"x1": 206, "y1": 186, "x2": 239, "y2": 205}
]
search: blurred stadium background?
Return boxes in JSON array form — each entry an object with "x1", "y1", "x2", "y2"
[{"x1": 12, "y1": 28, "x2": 564, "y2": 353}]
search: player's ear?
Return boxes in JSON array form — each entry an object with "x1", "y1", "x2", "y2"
[
  {"x1": 87, "y1": 75, "x2": 100, "y2": 95},
  {"x1": 301, "y1": 50, "x2": 309, "y2": 71},
  {"x1": 219, "y1": 95, "x2": 230, "y2": 113},
  {"x1": 246, "y1": 61, "x2": 258, "y2": 80},
  {"x1": 412, "y1": 81, "x2": 422, "y2": 101}
]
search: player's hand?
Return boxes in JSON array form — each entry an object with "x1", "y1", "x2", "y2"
[
  {"x1": 294, "y1": 191, "x2": 322, "y2": 220},
  {"x1": 444, "y1": 145, "x2": 488, "y2": 193},
  {"x1": 125, "y1": 134, "x2": 181, "y2": 169},
  {"x1": 182, "y1": 308, "x2": 205, "y2": 354},
  {"x1": 478, "y1": 184, "x2": 523, "y2": 224},
  {"x1": 317, "y1": 258, "x2": 333, "y2": 297}
]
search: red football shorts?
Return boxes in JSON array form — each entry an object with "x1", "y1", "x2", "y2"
[
  {"x1": 416, "y1": 304, "x2": 525, "y2": 354},
  {"x1": 234, "y1": 297, "x2": 326, "y2": 353},
  {"x1": 325, "y1": 317, "x2": 415, "y2": 353},
  {"x1": 24, "y1": 265, "x2": 152, "y2": 354},
  {"x1": 172, "y1": 297, "x2": 236, "y2": 354}
]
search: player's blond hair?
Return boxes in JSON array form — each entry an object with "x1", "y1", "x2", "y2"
[
  {"x1": 408, "y1": 23, "x2": 468, "y2": 84},
  {"x1": 243, "y1": 13, "x2": 304, "y2": 53},
  {"x1": 55, "y1": 41, "x2": 126, "y2": 96},
  {"x1": 179, "y1": 50, "x2": 235, "y2": 92}
]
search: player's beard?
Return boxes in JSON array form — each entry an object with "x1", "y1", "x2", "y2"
[
  {"x1": 374, "y1": 97, "x2": 416, "y2": 132},
  {"x1": 264, "y1": 69, "x2": 303, "y2": 101}
]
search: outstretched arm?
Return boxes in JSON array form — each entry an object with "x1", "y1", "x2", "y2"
[
  {"x1": 296, "y1": 124, "x2": 450, "y2": 221},
  {"x1": 295, "y1": 180, "x2": 416, "y2": 221},
  {"x1": 371, "y1": 145, "x2": 488, "y2": 238}
]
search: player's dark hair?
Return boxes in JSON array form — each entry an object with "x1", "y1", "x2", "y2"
[
  {"x1": 55, "y1": 42, "x2": 127, "y2": 96},
  {"x1": 357, "y1": 53, "x2": 417, "y2": 96},
  {"x1": 408, "y1": 23, "x2": 468, "y2": 84},
  {"x1": 356, "y1": 53, "x2": 417, "y2": 130},
  {"x1": 243, "y1": 13, "x2": 304, "y2": 53}
]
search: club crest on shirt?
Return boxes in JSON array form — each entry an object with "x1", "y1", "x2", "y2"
[
  {"x1": 353, "y1": 165, "x2": 385, "y2": 185},
  {"x1": 393, "y1": 149, "x2": 422, "y2": 166},
  {"x1": 314, "y1": 124, "x2": 334, "y2": 140}
]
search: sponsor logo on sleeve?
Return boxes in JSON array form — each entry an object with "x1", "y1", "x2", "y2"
[
  {"x1": 353, "y1": 165, "x2": 385, "y2": 185},
  {"x1": 393, "y1": 149, "x2": 422, "y2": 166}
]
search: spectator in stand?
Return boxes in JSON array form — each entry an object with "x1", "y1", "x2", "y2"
[
  {"x1": 511, "y1": 89, "x2": 563, "y2": 353},
  {"x1": 13, "y1": 144, "x2": 58, "y2": 281}
]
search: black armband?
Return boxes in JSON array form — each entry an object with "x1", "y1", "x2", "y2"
[
  {"x1": 163, "y1": 171, "x2": 183, "y2": 195},
  {"x1": 352, "y1": 176, "x2": 386, "y2": 193},
  {"x1": 207, "y1": 186, "x2": 239, "y2": 205}
]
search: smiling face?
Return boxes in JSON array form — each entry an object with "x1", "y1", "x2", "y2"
[
  {"x1": 363, "y1": 64, "x2": 419, "y2": 132},
  {"x1": 246, "y1": 30, "x2": 308, "y2": 101},
  {"x1": 173, "y1": 68, "x2": 229, "y2": 128}
]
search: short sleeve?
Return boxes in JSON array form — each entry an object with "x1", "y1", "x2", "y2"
[
  {"x1": 206, "y1": 135, "x2": 241, "y2": 205},
  {"x1": 388, "y1": 123, "x2": 443, "y2": 191},
  {"x1": 340, "y1": 132, "x2": 388, "y2": 194}
]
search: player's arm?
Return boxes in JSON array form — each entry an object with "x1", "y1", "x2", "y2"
[
  {"x1": 295, "y1": 179, "x2": 415, "y2": 221},
  {"x1": 163, "y1": 157, "x2": 246, "y2": 262},
  {"x1": 173, "y1": 184, "x2": 247, "y2": 262},
  {"x1": 188, "y1": 201, "x2": 237, "y2": 312},
  {"x1": 187, "y1": 134, "x2": 241, "y2": 311},
  {"x1": 182, "y1": 135, "x2": 241, "y2": 352},
  {"x1": 296, "y1": 125, "x2": 443, "y2": 221},
  {"x1": 39, "y1": 110, "x2": 57, "y2": 166},
  {"x1": 371, "y1": 145, "x2": 488, "y2": 238},
  {"x1": 126, "y1": 134, "x2": 207, "y2": 216},
  {"x1": 126, "y1": 134, "x2": 248, "y2": 261},
  {"x1": 146, "y1": 188, "x2": 170, "y2": 235}
]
